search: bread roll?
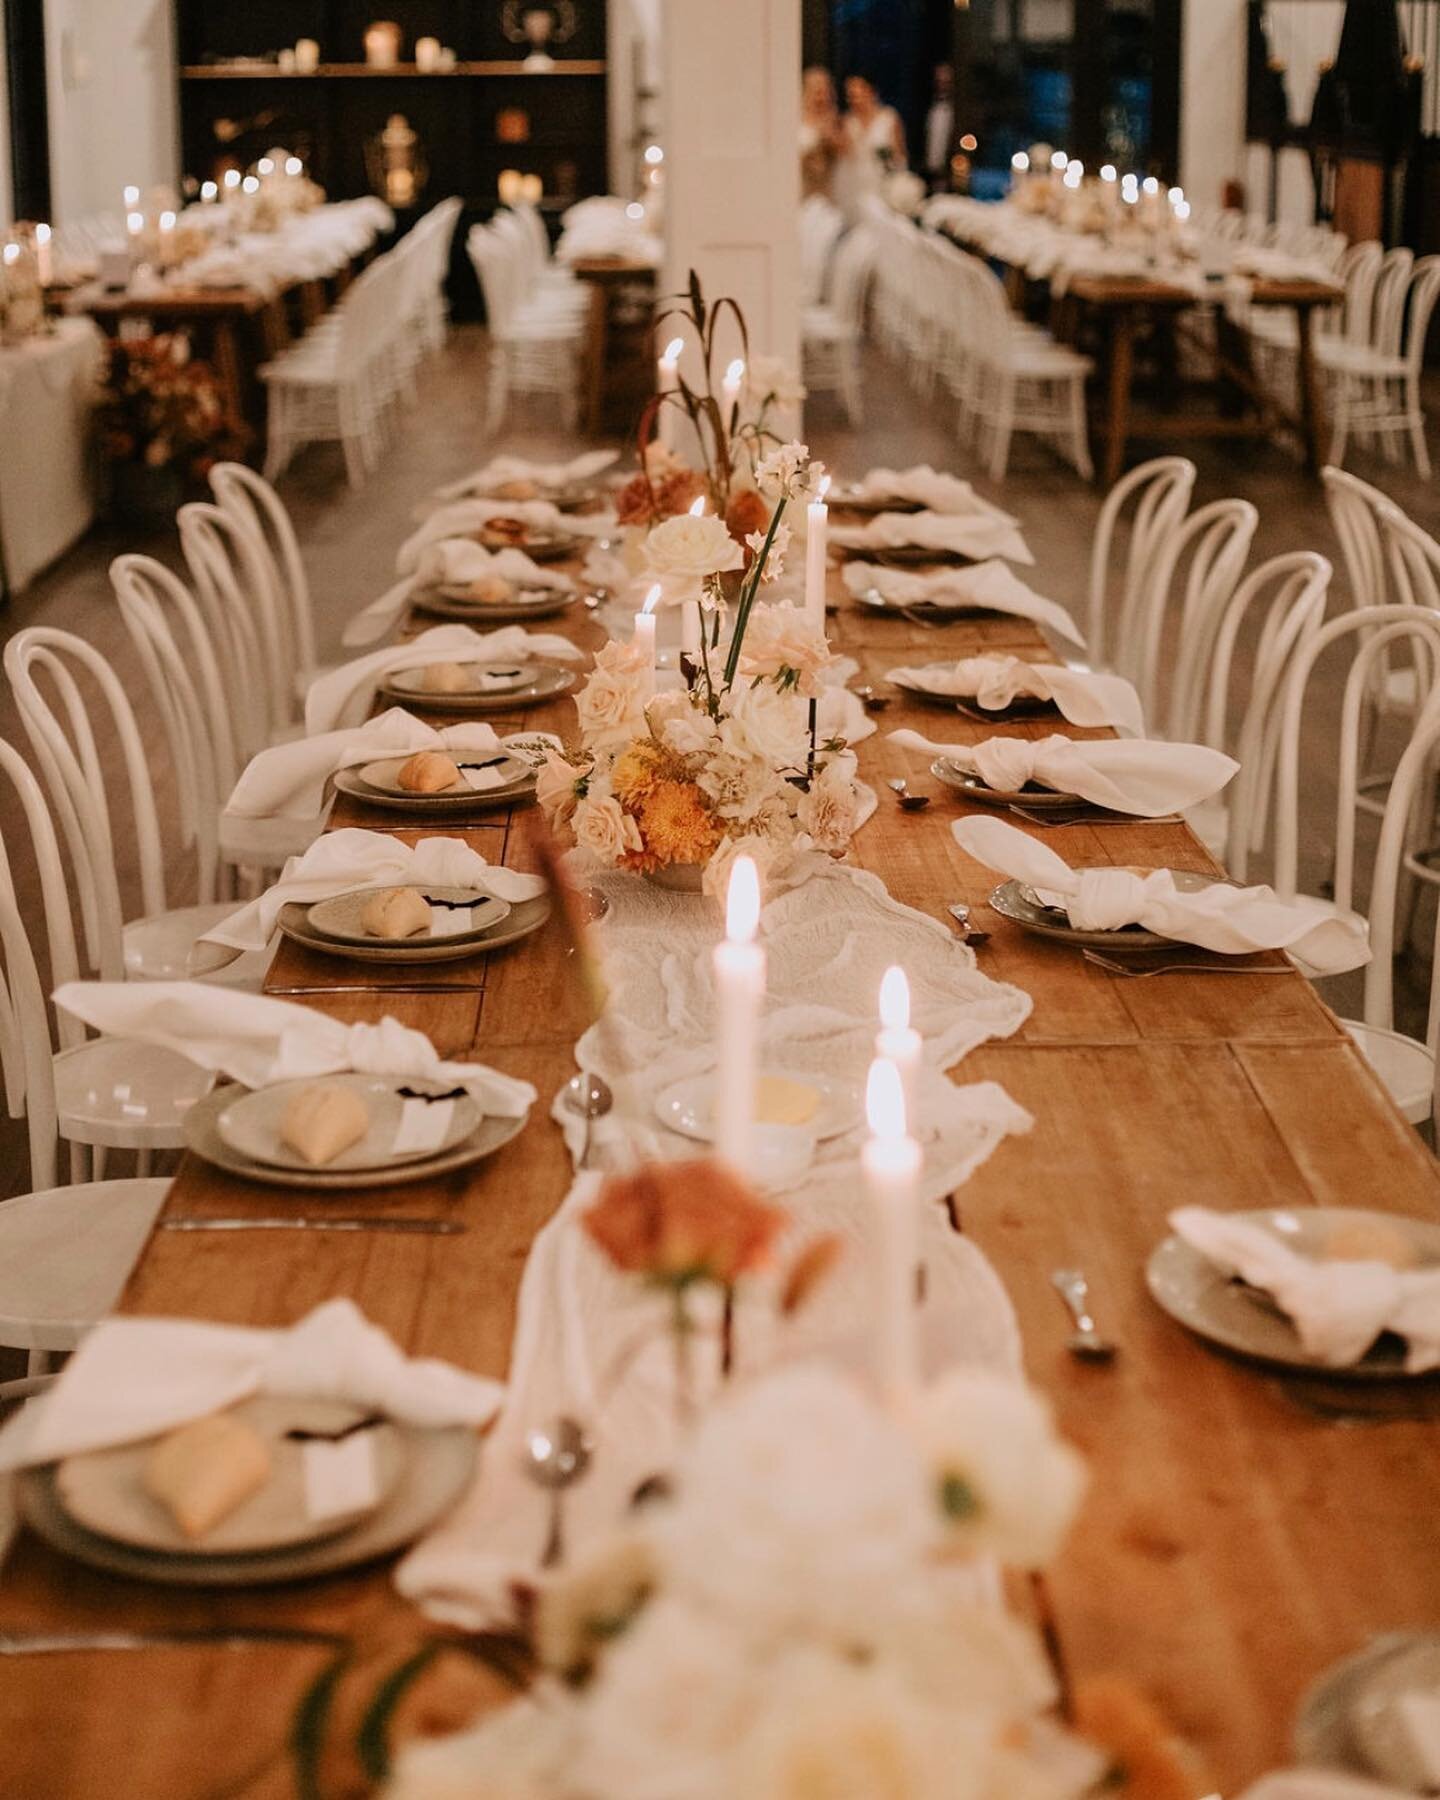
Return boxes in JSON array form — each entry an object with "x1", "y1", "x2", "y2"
[
  {"x1": 280, "y1": 1081, "x2": 371, "y2": 1167},
  {"x1": 360, "y1": 886, "x2": 432, "y2": 940},
  {"x1": 493, "y1": 478, "x2": 539, "y2": 501},
  {"x1": 397, "y1": 751, "x2": 461, "y2": 794},
  {"x1": 1320, "y1": 1219, "x2": 1420, "y2": 1270},
  {"x1": 419, "y1": 661, "x2": 477, "y2": 695},
  {"x1": 463, "y1": 574, "x2": 514, "y2": 606},
  {"x1": 482, "y1": 516, "x2": 528, "y2": 545},
  {"x1": 755, "y1": 1074, "x2": 821, "y2": 1127},
  {"x1": 144, "y1": 1412, "x2": 272, "y2": 1540}
]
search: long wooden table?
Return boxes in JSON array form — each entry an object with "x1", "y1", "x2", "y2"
[{"x1": 2, "y1": 546, "x2": 1439, "y2": 1799}]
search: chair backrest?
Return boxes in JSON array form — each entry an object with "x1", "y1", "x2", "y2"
[
  {"x1": 1366, "y1": 689, "x2": 1440, "y2": 1046},
  {"x1": 1400, "y1": 255, "x2": 1440, "y2": 374},
  {"x1": 1370, "y1": 247, "x2": 1415, "y2": 356},
  {"x1": 800, "y1": 196, "x2": 845, "y2": 304},
  {"x1": 209, "y1": 462, "x2": 316, "y2": 679},
  {"x1": 1322, "y1": 465, "x2": 1394, "y2": 609},
  {"x1": 1380, "y1": 502, "x2": 1440, "y2": 613},
  {"x1": 468, "y1": 226, "x2": 517, "y2": 335},
  {"x1": 1086, "y1": 456, "x2": 1197, "y2": 672},
  {"x1": 829, "y1": 227, "x2": 878, "y2": 331},
  {"x1": 1271, "y1": 606, "x2": 1440, "y2": 912},
  {"x1": 4, "y1": 628, "x2": 174, "y2": 981},
  {"x1": 1336, "y1": 241, "x2": 1383, "y2": 345},
  {"x1": 178, "y1": 500, "x2": 291, "y2": 749}
]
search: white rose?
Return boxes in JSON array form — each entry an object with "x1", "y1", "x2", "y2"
[
  {"x1": 796, "y1": 759, "x2": 858, "y2": 853},
  {"x1": 912, "y1": 1370, "x2": 1087, "y2": 1570},
  {"x1": 647, "y1": 690, "x2": 719, "y2": 757},
  {"x1": 736, "y1": 600, "x2": 835, "y2": 696},
  {"x1": 573, "y1": 786, "x2": 643, "y2": 865},
  {"x1": 643, "y1": 512, "x2": 744, "y2": 581},
  {"x1": 723, "y1": 678, "x2": 810, "y2": 769},
  {"x1": 535, "y1": 748, "x2": 584, "y2": 826},
  {"x1": 575, "y1": 640, "x2": 651, "y2": 753},
  {"x1": 703, "y1": 830, "x2": 785, "y2": 905}
]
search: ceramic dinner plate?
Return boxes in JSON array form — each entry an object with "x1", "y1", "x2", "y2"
[
  {"x1": 380, "y1": 663, "x2": 577, "y2": 713},
  {"x1": 846, "y1": 545, "x2": 972, "y2": 568},
  {"x1": 888, "y1": 670, "x2": 1057, "y2": 719},
  {"x1": 854, "y1": 588, "x2": 990, "y2": 619},
  {"x1": 333, "y1": 755, "x2": 535, "y2": 814},
  {"x1": 989, "y1": 867, "x2": 1229, "y2": 951},
  {"x1": 826, "y1": 489, "x2": 923, "y2": 516},
  {"x1": 1147, "y1": 1206, "x2": 1440, "y2": 1379},
  {"x1": 55, "y1": 1396, "x2": 404, "y2": 1557},
  {"x1": 1349, "y1": 1635, "x2": 1440, "y2": 1789},
  {"x1": 655, "y1": 1069, "x2": 861, "y2": 1145},
  {"x1": 306, "y1": 884, "x2": 511, "y2": 949},
  {"x1": 277, "y1": 892, "x2": 552, "y2": 966},
  {"x1": 412, "y1": 588, "x2": 579, "y2": 626},
  {"x1": 475, "y1": 528, "x2": 583, "y2": 561},
  {"x1": 183, "y1": 1081, "x2": 526, "y2": 1190},
  {"x1": 20, "y1": 1421, "x2": 477, "y2": 1588},
  {"x1": 931, "y1": 758, "x2": 1083, "y2": 811},
  {"x1": 217, "y1": 1074, "x2": 483, "y2": 1174}
]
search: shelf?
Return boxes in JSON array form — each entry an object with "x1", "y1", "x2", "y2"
[{"x1": 180, "y1": 60, "x2": 607, "y2": 80}]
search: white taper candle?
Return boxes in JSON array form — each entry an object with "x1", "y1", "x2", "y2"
[
  {"x1": 863, "y1": 1056, "x2": 922, "y2": 1408},
  {"x1": 714, "y1": 856, "x2": 764, "y2": 1178}
]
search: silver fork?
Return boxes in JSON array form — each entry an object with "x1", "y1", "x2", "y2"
[
  {"x1": 1050, "y1": 1269, "x2": 1117, "y2": 1362},
  {"x1": 1008, "y1": 805, "x2": 1183, "y2": 828},
  {"x1": 1082, "y1": 948, "x2": 1291, "y2": 979}
]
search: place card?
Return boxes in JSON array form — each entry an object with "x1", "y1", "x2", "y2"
[
  {"x1": 429, "y1": 902, "x2": 475, "y2": 938},
  {"x1": 302, "y1": 1432, "x2": 379, "y2": 1521},
  {"x1": 460, "y1": 764, "x2": 508, "y2": 792},
  {"x1": 392, "y1": 1097, "x2": 456, "y2": 1155}
]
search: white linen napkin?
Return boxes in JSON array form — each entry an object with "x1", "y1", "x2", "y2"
[
  {"x1": 893, "y1": 729, "x2": 1236, "y2": 816},
  {"x1": 830, "y1": 510, "x2": 1034, "y2": 567},
  {"x1": 888, "y1": 655, "x2": 1145, "y2": 736},
  {"x1": 433, "y1": 449, "x2": 619, "y2": 504},
  {"x1": 343, "y1": 543, "x2": 575, "y2": 649},
  {"x1": 1169, "y1": 1205, "x2": 1440, "y2": 1373},
  {"x1": 844, "y1": 560, "x2": 1081, "y2": 646},
  {"x1": 307, "y1": 625, "x2": 584, "y2": 733},
  {"x1": 952, "y1": 815, "x2": 1370, "y2": 976},
  {"x1": 851, "y1": 465, "x2": 1019, "y2": 520},
  {"x1": 397, "y1": 500, "x2": 615, "y2": 577},
  {"x1": 52, "y1": 981, "x2": 538, "y2": 1116},
  {"x1": 0, "y1": 1298, "x2": 503, "y2": 1473},
  {"x1": 223, "y1": 708, "x2": 538, "y2": 829},
  {"x1": 191, "y1": 828, "x2": 547, "y2": 966}
]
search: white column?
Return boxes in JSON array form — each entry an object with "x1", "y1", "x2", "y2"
[
  {"x1": 659, "y1": 0, "x2": 801, "y2": 405},
  {"x1": 1180, "y1": 0, "x2": 1247, "y2": 211}
]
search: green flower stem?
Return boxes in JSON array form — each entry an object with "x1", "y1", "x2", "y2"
[{"x1": 723, "y1": 495, "x2": 789, "y2": 688}]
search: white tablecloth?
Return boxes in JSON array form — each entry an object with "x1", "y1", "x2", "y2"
[{"x1": 0, "y1": 319, "x2": 102, "y2": 594}]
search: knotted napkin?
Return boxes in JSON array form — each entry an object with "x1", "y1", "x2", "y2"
[
  {"x1": 1170, "y1": 1205, "x2": 1440, "y2": 1373},
  {"x1": 894, "y1": 730, "x2": 1236, "y2": 817},
  {"x1": 307, "y1": 624, "x2": 584, "y2": 733},
  {"x1": 343, "y1": 542, "x2": 574, "y2": 649},
  {"x1": 953, "y1": 815, "x2": 1369, "y2": 976},
  {"x1": 844, "y1": 559, "x2": 1081, "y2": 646},
  {"x1": 432, "y1": 448, "x2": 618, "y2": 504},
  {"x1": 191, "y1": 828, "x2": 546, "y2": 967},
  {"x1": 888, "y1": 655, "x2": 1145, "y2": 736},
  {"x1": 0, "y1": 1298, "x2": 503, "y2": 1473},
  {"x1": 396, "y1": 499, "x2": 614, "y2": 577},
  {"x1": 830, "y1": 509, "x2": 1034, "y2": 566},
  {"x1": 53, "y1": 981, "x2": 537, "y2": 1117},
  {"x1": 848, "y1": 465, "x2": 1020, "y2": 520}
]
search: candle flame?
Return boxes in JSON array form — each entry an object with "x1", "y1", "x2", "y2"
[
  {"x1": 725, "y1": 357, "x2": 745, "y2": 385},
  {"x1": 1011, "y1": 152, "x2": 1029, "y2": 173},
  {"x1": 1100, "y1": 164, "x2": 1117, "y2": 182},
  {"x1": 126, "y1": 212, "x2": 144, "y2": 235},
  {"x1": 2, "y1": 244, "x2": 18, "y2": 266},
  {"x1": 688, "y1": 495, "x2": 706, "y2": 517},
  {"x1": 879, "y1": 966, "x2": 910, "y2": 1034},
  {"x1": 642, "y1": 584, "x2": 662, "y2": 616},
  {"x1": 866, "y1": 1057, "x2": 908, "y2": 1141},
  {"x1": 35, "y1": 223, "x2": 51, "y2": 245},
  {"x1": 725, "y1": 855, "x2": 760, "y2": 945},
  {"x1": 662, "y1": 336, "x2": 684, "y2": 365},
  {"x1": 817, "y1": 473, "x2": 832, "y2": 501},
  {"x1": 123, "y1": 185, "x2": 140, "y2": 207},
  {"x1": 159, "y1": 211, "x2": 176, "y2": 231},
  {"x1": 1050, "y1": 151, "x2": 1068, "y2": 171}
]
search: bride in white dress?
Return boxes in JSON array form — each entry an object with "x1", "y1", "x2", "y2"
[{"x1": 841, "y1": 75, "x2": 908, "y2": 197}]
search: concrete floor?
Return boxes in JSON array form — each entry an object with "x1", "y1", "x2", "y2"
[{"x1": 0, "y1": 321, "x2": 1436, "y2": 1222}]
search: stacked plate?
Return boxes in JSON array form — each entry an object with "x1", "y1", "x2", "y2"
[
  {"x1": 183, "y1": 1072, "x2": 529, "y2": 1189},
  {"x1": 989, "y1": 867, "x2": 1231, "y2": 949},
  {"x1": 278, "y1": 882, "x2": 551, "y2": 965},
  {"x1": 931, "y1": 758, "x2": 1083, "y2": 812},
  {"x1": 17, "y1": 1393, "x2": 478, "y2": 1587},
  {"x1": 332, "y1": 752, "x2": 537, "y2": 816},
  {"x1": 412, "y1": 585, "x2": 579, "y2": 625},
  {"x1": 380, "y1": 662, "x2": 576, "y2": 714},
  {"x1": 475, "y1": 526, "x2": 585, "y2": 562},
  {"x1": 888, "y1": 668, "x2": 1059, "y2": 724}
]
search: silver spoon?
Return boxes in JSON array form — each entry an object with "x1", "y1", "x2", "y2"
[
  {"x1": 946, "y1": 902, "x2": 990, "y2": 945},
  {"x1": 1050, "y1": 1268, "x2": 1117, "y2": 1362},
  {"x1": 562, "y1": 1071, "x2": 614, "y2": 1169},
  {"x1": 888, "y1": 777, "x2": 931, "y2": 812},
  {"x1": 854, "y1": 685, "x2": 892, "y2": 714},
  {"x1": 525, "y1": 1416, "x2": 593, "y2": 1568}
]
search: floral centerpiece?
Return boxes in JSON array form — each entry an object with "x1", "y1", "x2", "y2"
[{"x1": 96, "y1": 333, "x2": 248, "y2": 519}]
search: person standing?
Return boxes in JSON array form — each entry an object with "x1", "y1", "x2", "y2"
[
  {"x1": 799, "y1": 65, "x2": 845, "y2": 200},
  {"x1": 842, "y1": 75, "x2": 908, "y2": 196},
  {"x1": 924, "y1": 63, "x2": 955, "y2": 192}
]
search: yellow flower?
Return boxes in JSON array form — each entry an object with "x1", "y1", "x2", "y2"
[
  {"x1": 611, "y1": 743, "x2": 662, "y2": 805},
  {"x1": 636, "y1": 780, "x2": 722, "y2": 866}
]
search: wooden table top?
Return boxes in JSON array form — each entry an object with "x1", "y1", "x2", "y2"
[
  {"x1": 66, "y1": 282, "x2": 277, "y2": 320},
  {"x1": 1062, "y1": 271, "x2": 1343, "y2": 310},
  {"x1": 2, "y1": 536, "x2": 1437, "y2": 1799}
]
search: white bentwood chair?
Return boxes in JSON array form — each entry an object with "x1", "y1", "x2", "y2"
[
  {"x1": 803, "y1": 227, "x2": 877, "y2": 426},
  {"x1": 1085, "y1": 457, "x2": 1196, "y2": 675}
]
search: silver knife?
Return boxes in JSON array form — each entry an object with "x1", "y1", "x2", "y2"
[
  {"x1": 160, "y1": 1217, "x2": 465, "y2": 1235},
  {"x1": 0, "y1": 1627, "x2": 349, "y2": 1654}
]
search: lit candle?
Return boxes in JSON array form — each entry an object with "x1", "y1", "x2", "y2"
[
  {"x1": 223, "y1": 169, "x2": 242, "y2": 193},
  {"x1": 200, "y1": 180, "x2": 218, "y2": 203},
  {"x1": 1010, "y1": 151, "x2": 1029, "y2": 176},
  {"x1": 656, "y1": 334, "x2": 683, "y2": 448},
  {"x1": 1100, "y1": 164, "x2": 1117, "y2": 184},
  {"x1": 722, "y1": 357, "x2": 745, "y2": 417},
  {"x1": 683, "y1": 495, "x2": 706, "y2": 659},
  {"x1": 416, "y1": 35, "x2": 441, "y2": 71},
  {"x1": 34, "y1": 223, "x2": 52, "y2": 286},
  {"x1": 286, "y1": 156, "x2": 304, "y2": 177},
  {"x1": 876, "y1": 967, "x2": 922, "y2": 1133},
  {"x1": 863, "y1": 1056, "x2": 922, "y2": 1408},
  {"x1": 805, "y1": 473, "x2": 830, "y2": 627},
  {"x1": 295, "y1": 38, "x2": 320, "y2": 74},
  {"x1": 126, "y1": 211, "x2": 144, "y2": 239},
  {"x1": 714, "y1": 856, "x2": 765, "y2": 1178},
  {"x1": 635, "y1": 583, "x2": 661, "y2": 690},
  {"x1": 123, "y1": 185, "x2": 140, "y2": 210},
  {"x1": 242, "y1": 175, "x2": 260, "y2": 195},
  {"x1": 257, "y1": 157, "x2": 275, "y2": 177}
]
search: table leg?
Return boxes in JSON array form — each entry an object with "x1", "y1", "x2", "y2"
[
  {"x1": 1102, "y1": 306, "x2": 1136, "y2": 488},
  {"x1": 210, "y1": 321, "x2": 246, "y2": 432},
  {"x1": 1294, "y1": 301, "x2": 1328, "y2": 475},
  {"x1": 584, "y1": 281, "x2": 608, "y2": 437}
]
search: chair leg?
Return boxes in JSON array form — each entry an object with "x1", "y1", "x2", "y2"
[
  {"x1": 486, "y1": 350, "x2": 509, "y2": 437},
  {"x1": 988, "y1": 383, "x2": 1015, "y2": 483},
  {"x1": 1068, "y1": 376, "x2": 1093, "y2": 480},
  {"x1": 1407, "y1": 375, "x2": 1431, "y2": 479},
  {"x1": 1329, "y1": 378, "x2": 1351, "y2": 469}
]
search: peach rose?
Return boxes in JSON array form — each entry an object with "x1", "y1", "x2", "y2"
[
  {"x1": 583, "y1": 1159, "x2": 787, "y2": 1287},
  {"x1": 536, "y1": 749, "x2": 585, "y2": 826},
  {"x1": 575, "y1": 640, "x2": 651, "y2": 753},
  {"x1": 573, "y1": 788, "x2": 643, "y2": 864}
]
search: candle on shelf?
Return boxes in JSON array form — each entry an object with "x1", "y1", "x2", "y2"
[
  {"x1": 520, "y1": 173, "x2": 543, "y2": 205},
  {"x1": 721, "y1": 357, "x2": 745, "y2": 417},
  {"x1": 364, "y1": 21, "x2": 402, "y2": 69},
  {"x1": 635, "y1": 583, "x2": 661, "y2": 690},
  {"x1": 416, "y1": 35, "x2": 441, "y2": 71},
  {"x1": 34, "y1": 224, "x2": 52, "y2": 286},
  {"x1": 295, "y1": 38, "x2": 321, "y2": 74},
  {"x1": 863, "y1": 1056, "x2": 922, "y2": 1408},
  {"x1": 714, "y1": 855, "x2": 765, "y2": 1179},
  {"x1": 498, "y1": 168, "x2": 523, "y2": 206},
  {"x1": 805, "y1": 473, "x2": 830, "y2": 627},
  {"x1": 876, "y1": 966, "x2": 922, "y2": 1134}
]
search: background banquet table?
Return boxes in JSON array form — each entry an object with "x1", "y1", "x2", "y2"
[
  {"x1": 1, "y1": 537, "x2": 1438, "y2": 1799},
  {"x1": 0, "y1": 319, "x2": 103, "y2": 597}
]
